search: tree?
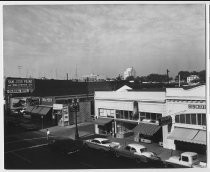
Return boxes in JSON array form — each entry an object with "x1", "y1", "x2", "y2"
[
  {"x1": 176, "y1": 71, "x2": 191, "y2": 81},
  {"x1": 116, "y1": 74, "x2": 123, "y2": 81},
  {"x1": 198, "y1": 70, "x2": 206, "y2": 83},
  {"x1": 125, "y1": 76, "x2": 135, "y2": 81}
]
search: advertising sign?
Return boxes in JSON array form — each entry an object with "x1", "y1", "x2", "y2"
[
  {"x1": 10, "y1": 97, "x2": 27, "y2": 109},
  {"x1": 6, "y1": 78, "x2": 34, "y2": 94},
  {"x1": 53, "y1": 104, "x2": 63, "y2": 110},
  {"x1": 41, "y1": 97, "x2": 53, "y2": 105},
  {"x1": 133, "y1": 101, "x2": 139, "y2": 115},
  {"x1": 188, "y1": 104, "x2": 206, "y2": 109}
]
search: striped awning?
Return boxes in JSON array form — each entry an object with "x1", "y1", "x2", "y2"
[
  {"x1": 31, "y1": 106, "x2": 43, "y2": 114},
  {"x1": 25, "y1": 106, "x2": 35, "y2": 112},
  {"x1": 167, "y1": 127, "x2": 206, "y2": 145},
  {"x1": 94, "y1": 118, "x2": 113, "y2": 126},
  {"x1": 39, "y1": 107, "x2": 52, "y2": 115},
  {"x1": 133, "y1": 123, "x2": 161, "y2": 136}
]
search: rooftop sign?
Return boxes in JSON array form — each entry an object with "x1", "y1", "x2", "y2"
[{"x1": 6, "y1": 78, "x2": 35, "y2": 94}]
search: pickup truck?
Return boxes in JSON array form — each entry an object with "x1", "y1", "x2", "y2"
[
  {"x1": 84, "y1": 138, "x2": 120, "y2": 152},
  {"x1": 164, "y1": 152, "x2": 206, "y2": 168},
  {"x1": 112, "y1": 143, "x2": 161, "y2": 164}
]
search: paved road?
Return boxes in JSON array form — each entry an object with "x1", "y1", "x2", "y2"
[{"x1": 4, "y1": 124, "x2": 163, "y2": 169}]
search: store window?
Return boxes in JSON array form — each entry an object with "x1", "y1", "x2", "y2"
[
  {"x1": 175, "y1": 113, "x2": 206, "y2": 126},
  {"x1": 180, "y1": 114, "x2": 185, "y2": 124},
  {"x1": 186, "y1": 114, "x2": 191, "y2": 124},
  {"x1": 197, "y1": 114, "x2": 202, "y2": 125},
  {"x1": 116, "y1": 110, "x2": 120, "y2": 118},
  {"x1": 146, "y1": 113, "x2": 151, "y2": 119},
  {"x1": 202, "y1": 114, "x2": 206, "y2": 125},
  {"x1": 175, "y1": 115, "x2": 180, "y2": 123},
  {"x1": 191, "y1": 114, "x2": 197, "y2": 125},
  {"x1": 124, "y1": 111, "x2": 129, "y2": 119},
  {"x1": 140, "y1": 112, "x2": 162, "y2": 121},
  {"x1": 140, "y1": 112, "x2": 146, "y2": 121}
]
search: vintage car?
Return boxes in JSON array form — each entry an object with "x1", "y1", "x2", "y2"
[
  {"x1": 83, "y1": 138, "x2": 120, "y2": 152},
  {"x1": 112, "y1": 143, "x2": 161, "y2": 164},
  {"x1": 164, "y1": 152, "x2": 206, "y2": 168}
]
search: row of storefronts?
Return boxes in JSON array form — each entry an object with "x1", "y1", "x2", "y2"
[
  {"x1": 8, "y1": 95, "x2": 94, "y2": 128},
  {"x1": 93, "y1": 85, "x2": 207, "y2": 154}
]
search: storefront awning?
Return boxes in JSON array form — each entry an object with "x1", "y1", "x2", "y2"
[
  {"x1": 193, "y1": 130, "x2": 206, "y2": 145},
  {"x1": 31, "y1": 106, "x2": 43, "y2": 114},
  {"x1": 167, "y1": 127, "x2": 206, "y2": 145},
  {"x1": 39, "y1": 107, "x2": 52, "y2": 115},
  {"x1": 25, "y1": 106, "x2": 35, "y2": 112},
  {"x1": 133, "y1": 123, "x2": 161, "y2": 136},
  {"x1": 94, "y1": 118, "x2": 113, "y2": 126}
]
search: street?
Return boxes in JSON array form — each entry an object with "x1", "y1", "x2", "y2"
[{"x1": 4, "y1": 123, "x2": 163, "y2": 169}]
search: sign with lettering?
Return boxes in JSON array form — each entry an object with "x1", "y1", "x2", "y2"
[
  {"x1": 53, "y1": 104, "x2": 63, "y2": 110},
  {"x1": 158, "y1": 116, "x2": 172, "y2": 126},
  {"x1": 188, "y1": 104, "x2": 206, "y2": 109},
  {"x1": 6, "y1": 78, "x2": 34, "y2": 94},
  {"x1": 41, "y1": 97, "x2": 53, "y2": 105}
]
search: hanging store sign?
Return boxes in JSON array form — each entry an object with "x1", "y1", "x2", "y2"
[
  {"x1": 6, "y1": 78, "x2": 34, "y2": 94},
  {"x1": 158, "y1": 116, "x2": 172, "y2": 126},
  {"x1": 188, "y1": 104, "x2": 206, "y2": 109},
  {"x1": 133, "y1": 101, "x2": 139, "y2": 116}
]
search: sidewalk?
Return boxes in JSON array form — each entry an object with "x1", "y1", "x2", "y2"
[
  {"x1": 39, "y1": 122, "x2": 94, "y2": 139},
  {"x1": 107, "y1": 136, "x2": 207, "y2": 163}
]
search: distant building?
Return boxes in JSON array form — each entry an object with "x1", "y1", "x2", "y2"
[
  {"x1": 187, "y1": 75, "x2": 199, "y2": 83},
  {"x1": 123, "y1": 67, "x2": 136, "y2": 80},
  {"x1": 81, "y1": 73, "x2": 105, "y2": 82}
]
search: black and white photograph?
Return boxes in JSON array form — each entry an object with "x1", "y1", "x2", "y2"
[{"x1": 2, "y1": 1, "x2": 209, "y2": 170}]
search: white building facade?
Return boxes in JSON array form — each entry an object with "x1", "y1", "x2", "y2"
[
  {"x1": 94, "y1": 85, "x2": 206, "y2": 153},
  {"x1": 187, "y1": 75, "x2": 199, "y2": 83},
  {"x1": 123, "y1": 67, "x2": 136, "y2": 80}
]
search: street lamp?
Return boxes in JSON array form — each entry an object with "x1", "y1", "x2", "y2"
[{"x1": 72, "y1": 99, "x2": 80, "y2": 140}]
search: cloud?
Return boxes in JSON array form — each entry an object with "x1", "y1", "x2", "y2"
[{"x1": 3, "y1": 4, "x2": 205, "y2": 79}]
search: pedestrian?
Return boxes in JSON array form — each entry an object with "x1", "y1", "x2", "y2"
[{"x1": 46, "y1": 129, "x2": 50, "y2": 140}]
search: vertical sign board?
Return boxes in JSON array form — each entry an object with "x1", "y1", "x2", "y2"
[
  {"x1": 6, "y1": 78, "x2": 35, "y2": 94},
  {"x1": 63, "y1": 105, "x2": 69, "y2": 122}
]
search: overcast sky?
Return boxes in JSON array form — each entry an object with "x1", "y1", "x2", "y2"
[{"x1": 3, "y1": 4, "x2": 205, "y2": 79}]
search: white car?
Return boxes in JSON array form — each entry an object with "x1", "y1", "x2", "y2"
[
  {"x1": 84, "y1": 138, "x2": 120, "y2": 152},
  {"x1": 114, "y1": 143, "x2": 161, "y2": 163}
]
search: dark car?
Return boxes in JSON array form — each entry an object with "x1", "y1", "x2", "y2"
[{"x1": 48, "y1": 137, "x2": 84, "y2": 156}]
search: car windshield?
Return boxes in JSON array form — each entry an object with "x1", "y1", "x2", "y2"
[
  {"x1": 140, "y1": 148, "x2": 147, "y2": 152},
  {"x1": 101, "y1": 140, "x2": 111, "y2": 144}
]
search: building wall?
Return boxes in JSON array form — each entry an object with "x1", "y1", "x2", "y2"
[
  {"x1": 164, "y1": 85, "x2": 206, "y2": 150},
  {"x1": 94, "y1": 85, "x2": 206, "y2": 151}
]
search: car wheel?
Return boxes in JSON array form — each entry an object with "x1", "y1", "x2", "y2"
[{"x1": 115, "y1": 151, "x2": 120, "y2": 158}]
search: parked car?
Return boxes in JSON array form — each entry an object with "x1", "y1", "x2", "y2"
[
  {"x1": 48, "y1": 137, "x2": 84, "y2": 156},
  {"x1": 84, "y1": 138, "x2": 120, "y2": 152},
  {"x1": 164, "y1": 152, "x2": 206, "y2": 168},
  {"x1": 112, "y1": 143, "x2": 161, "y2": 164}
]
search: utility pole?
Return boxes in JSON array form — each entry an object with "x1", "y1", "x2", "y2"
[
  {"x1": 71, "y1": 99, "x2": 80, "y2": 140},
  {"x1": 67, "y1": 73, "x2": 68, "y2": 80},
  {"x1": 75, "y1": 64, "x2": 78, "y2": 81},
  {"x1": 167, "y1": 69, "x2": 170, "y2": 84},
  {"x1": 18, "y1": 66, "x2": 22, "y2": 78}
]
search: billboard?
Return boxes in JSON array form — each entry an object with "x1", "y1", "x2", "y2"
[{"x1": 5, "y1": 78, "x2": 35, "y2": 94}]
